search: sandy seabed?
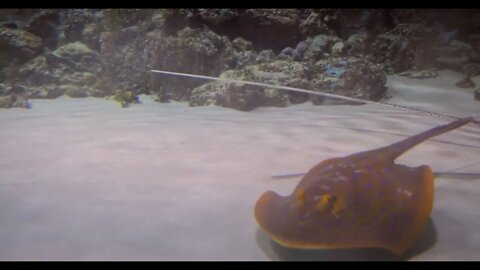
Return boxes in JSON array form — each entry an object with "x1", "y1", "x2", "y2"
[{"x1": 0, "y1": 70, "x2": 479, "y2": 260}]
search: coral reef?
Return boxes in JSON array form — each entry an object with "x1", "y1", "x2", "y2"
[{"x1": 0, "y1": 9, "x2": 479, "y2": 110}]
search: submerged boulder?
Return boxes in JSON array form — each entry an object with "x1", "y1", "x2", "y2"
[
  {"x1": 190, "y1": 56, "x2": 387, "y2": 110},
  {"x1": 149, "y1": 27, "x2": 240, "y2": 102},
  {"x1": 455, "y1": 76, "x2": 475, "y2": 88},
  {"x1": 461, "y1": 63, "x2": 480, "y2": 77},
  {"x1": 14, "y1": 41, "x2": 106, "y2": 99},
  {"x1": 190, "y1": 60, "x2": 311, "y2": 111},
  {"x1": 310, "y1": 56, "x2": 387, "y2": 105},
  {"x1": 0, "y1": 26, "x2": 43, "y2": 79},
  {"x1": 0, "y1": 94, "x2": 31, "y2": 109}
]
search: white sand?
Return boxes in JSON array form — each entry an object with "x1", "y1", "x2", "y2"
[{"x1": 0, "y1": 70, "x2": 479, "y2": 260}]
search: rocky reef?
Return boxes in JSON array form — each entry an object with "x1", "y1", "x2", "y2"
[{"x1": 1, "y1": 9, "x2": 479, "y2": 109}]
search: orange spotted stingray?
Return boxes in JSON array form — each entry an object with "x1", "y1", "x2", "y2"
[{"x1": 254, "y1": 117, "x2": 473, "y2": 256}]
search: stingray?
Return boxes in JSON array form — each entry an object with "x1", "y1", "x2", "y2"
[
  {"x1": 254, "y1": 117, "x2": 474, "y2": 256},
  {"x1": 149, "y1": 69, "x2": 479, "y2": 255}
]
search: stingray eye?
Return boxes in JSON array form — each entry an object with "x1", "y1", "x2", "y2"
[
  {"x1": 314, "y1": 194, "x2": 335, "y2": 212},
  {"x1": 294, "y1": 189, "x2": 306, "y2": 208},
  {"x1": 331, "y1": 196, "x2": 346, "y2": 217},
  {"x1": 314, "y1": 194, "x2": 345, "y2": 218}
]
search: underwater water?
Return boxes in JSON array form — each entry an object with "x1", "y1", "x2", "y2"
[
  {"x1": 0, "y1": 70, "x2": 479, "y2": 260},
  {"x1": 1, "y1": 9, "x2": 480, "y2": 261}
]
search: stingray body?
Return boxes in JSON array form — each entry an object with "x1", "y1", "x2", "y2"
[{"x1": 254, "y1": 117, "x2": 473, "y2": 255}]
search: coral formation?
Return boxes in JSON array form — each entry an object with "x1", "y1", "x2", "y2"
[{"x1": 1, "y1": 9, "x2": 480, "y2": 108}]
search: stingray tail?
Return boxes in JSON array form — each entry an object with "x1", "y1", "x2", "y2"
[
  {"x1": 271, "y1": 172, "x2": 480, "y2": 180},
  {"x1": 384, "y1": 117, "x2": 473, "y2": 160}
]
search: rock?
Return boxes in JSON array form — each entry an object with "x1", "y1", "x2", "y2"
[
  {"x1": 232, "y1": 37, "x2": 257, "y2": 68},
  {"x1": 293, "y1": 34, "x2": 341, "y2": 62},
  {"x1": 0, "y1": 94, "x2": 31, "y2": 109},
  {"x1": 190, "y1": 60, "x2": 311, "y2": 111},
  {"x1": 10, "y1": 84, "x2": 27, "y2": 94},
  {"x1": 1, "y1": 21, "x2": 20, "y2": 29},
  {"x1": 398, "y1": 69, "x2": 438, "y2": 79},
  {"x1": 343, "y1": 31, "x2": 371, "y2": 56},
  {"x1": 63, "y1": 85, "x2": 88, "y2": 98},
  {"x1": 162, "y1": 9, "x2": 303, "y2": 52},
  {"x1": 4, "y1": 9, "x2": 480, "y2": 111},
  {"x1": 101, "y1": 9, "x2": 156, "y2": 31},
  {"x1": 116, "y1": 25, "x2": 141, "y2": 44},
  {"x1": 298, "y1": 11, "x2": 329, "y2": 37},
  {"x1": 310, "y1": 56, "x2": 387, "y2": 105},
  {"x1": 303, "y1": 34, "x2": 341, "y2": 61},
  {"x1": 232, "y1": 37, "x2": 253, "y2": 51},
  {"x1": 461, "y1": 63, "x2": 480, "y2": 77},
  {"x1": 437, "y1": 28, "x2": 458, "y2": 45},
  {"x1": 292, "y1": 41, "x2": 308, "y2": 60},
  {"x1": 12, "y1": 42, "x2": 105, "y2": 99},
  {"x1": 337, "y1": 9, "x2": 390, "y2": 38},
  {"x1": 371, "y1": 26, "x2": 415, "y2": 74},
  {"x1": 197, "y1": 9, "x2": 237, "y2": 25},
  {"x1": 456, "y1": 77, "x2": 475, "y2": 88},
  {"x1": 89, "y1": 88, "x2": 106, "y2": 98},
  {"x1": 434, "y1": 39, "x2": 474, "y2": 70},
  {"x1": 102, "y1": 32, "x2": 149, "y2": 95},
  {"x1": 112, "y1": 90, "x2": 140, "y2": 108},
  {"x1": 27, "y1": 84, "x2": 64, "y2": 99},
  {"x1": 471, "y1": 75, "x2": 480, "y2": 87},
  {"x1": 0, "y1": 27, "x2": 43, "y2": 68},
  {"x1": 189, "y1": 70, "x2": 264, "y2": 111},
  {"x1": 190, "y1": 56, "x2": 387, "y2": 110},
  {"x1": 25, "y1": 9, "x2": 60, "y2": 50},
  {"x1": 58, "y1": 9, "x2": 97, "y2": 44},
  {"x1": 234, "y1": 50, "x2": 257, "y2": 69},
  {"x1": 47, "y1": 41, "x2": 103, "y2": 74},
  {"x1": 243, "y1": 9, "x2": 300, "y2": 27},
  {"x1": 389, "y1": 10, "x2": 432, "y2": 26},
  {"x1": 148, "y1": 27, "x2": 238, "y2": 102},
  {"x1": 331, "y1": 41, "x2": 344, "y2": 56},
  {"x1": 475, "y1": 89, "x2": 480, "y2": 101},
  {"x1": 0, "y1": 83, "x2": 10, "y2": 95},
  {"x1": 255, "y1": 49, "x2": 275, "y2": 63},
  {"x1": 435, "y1": 51, "x2": 470, "y2": 68},
  {"x1": 82, "y1": 22, "x2": 103, "y2": 51},
  {"x1": 11, "y1": 95, "x2": 31, "y2": 108},
  {"x1": 0, "y1": 95, "x2": 15, "y2": 108},
  {"x1": 371, "y1": 23, "x2": 448, "y2": 73},
  {"x1": 278, "y1": 47, "x2": 295, "y2": 60}
]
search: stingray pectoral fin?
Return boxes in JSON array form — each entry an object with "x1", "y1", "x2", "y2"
[
  {"x1": 254, "y1": 191, "x2": 280, "y2": 232},
  {"x1": 254, "y1": 191, "x2": 295, "y2": 247},
  {"x1": 255, "y1": 192, "x2": 328, "y2": 249},
  {"x1": 272, "y1": 171, "x2": 480, "y2": 180},
  {"x1": 387, "y1": 165, "x2": 435, "y2": 256}
]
